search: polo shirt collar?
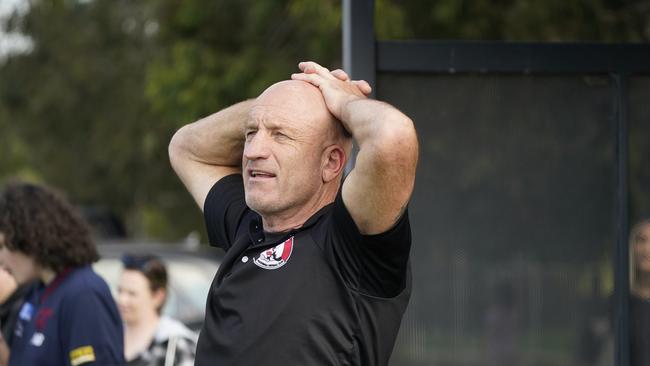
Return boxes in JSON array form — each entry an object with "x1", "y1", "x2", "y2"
[{"x1": 247, "y1": 201, "x2": 334, "y2": 248}]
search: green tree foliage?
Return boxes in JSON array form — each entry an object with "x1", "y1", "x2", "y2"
[
  {"x1": 376, "y1": 0, "x2": 650, "y2": 41},
  {"x1": 0, "y1": 0, "x2": 180, "y2": 238},
  {"x1": 0, "y1": 0, "x2": 647, "y2": 242},
  {"x1": 146, "y1": 0, "x2": 341, "y2": 124},
  {"x1": 0, "y1": 0, "x2": 342, "y2": 240}
]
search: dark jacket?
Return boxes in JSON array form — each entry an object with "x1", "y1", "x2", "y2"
[{"x1": 0, "y1": 283, "x2": 34, "y2": 345}]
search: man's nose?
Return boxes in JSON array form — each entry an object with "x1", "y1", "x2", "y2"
[{"x1": 243, "y1": 132, "x2": 271, "y2": 160}]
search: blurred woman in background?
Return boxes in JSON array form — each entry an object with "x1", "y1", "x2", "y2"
[
  {"x1": 118, "y1": 254, "x2": 197, "y2": 366},
  {"x1": 630, "y1": 218, "x2": 650, "y2": 366}
]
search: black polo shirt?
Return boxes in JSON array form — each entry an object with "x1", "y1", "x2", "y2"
[{"x1": 196, "y1": 174, "x2": 412, "y2": 366}]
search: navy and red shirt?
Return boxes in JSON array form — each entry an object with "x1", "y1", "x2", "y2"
[
  {"x1": 9, "y1": 265, "x2": 124, "y2": 366},
  {"x1": 196, "y1": 174, "x2": 412, "y2": 366}
]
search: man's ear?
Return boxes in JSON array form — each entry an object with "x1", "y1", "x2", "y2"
[{"x1": 322, "y1": 145, "x2": 346, "y2": 183}]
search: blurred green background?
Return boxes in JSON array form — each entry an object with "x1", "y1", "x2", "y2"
[{"x1": 0, "y1": 0, "x2": 647, "y2": 241}]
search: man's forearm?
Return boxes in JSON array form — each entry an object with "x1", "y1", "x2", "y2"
[
  {"x1": 338, "y1": 96, "x2": 418, "y2": 234},
  {"x1": 169, "y1": 99, "x2": 254, "y2": 207},
  {"x1": 340, "y1": 98, "x2": 415, "y2": 151},
  {"x1": 170, "y1": 99, "x2": 253, "y2": 167}
]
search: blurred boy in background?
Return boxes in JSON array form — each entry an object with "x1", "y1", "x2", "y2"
[{"x1": 0, "y1": 181, "x2": 124, "y2": 366}]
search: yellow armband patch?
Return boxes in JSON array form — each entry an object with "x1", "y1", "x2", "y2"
[{"x1": 70, "y1": 345, "x2": 96, "y2": 366}]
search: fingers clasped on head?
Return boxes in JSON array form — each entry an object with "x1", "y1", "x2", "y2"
[{"x1": 291, "y1": 61, "x2": 372, "y2": 96}]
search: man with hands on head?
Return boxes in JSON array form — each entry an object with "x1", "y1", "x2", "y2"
[{"x1": 169, "y1": 61, "x2": 418, "y2": 366}]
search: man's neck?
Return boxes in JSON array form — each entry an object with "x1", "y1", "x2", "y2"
[{"x1": 262, "y1": 186, "x2": 338, "y2": 233}]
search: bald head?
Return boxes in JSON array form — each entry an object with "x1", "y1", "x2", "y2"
[
  {"x1": 259, "y1": 80, "x2": 324, "y2": 103},
  {"x1": 253, "y1": 80, "x2": 351, "y2": 152},
  {"x1": 256, "y1": 80, "x2": 331, "y2": 126}
]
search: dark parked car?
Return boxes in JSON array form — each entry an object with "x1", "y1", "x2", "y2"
[{"x1": 93, "y1": 241, "x2": 222, "y2": 331}]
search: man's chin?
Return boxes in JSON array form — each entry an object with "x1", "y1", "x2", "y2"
[{"x1": 245, "y1": 196, "x2": 275, "y2": 214}]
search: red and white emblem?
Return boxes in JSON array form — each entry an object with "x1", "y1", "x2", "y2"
[{"x1": 253, "y1": 237, "x2": 294, "y2": 270}]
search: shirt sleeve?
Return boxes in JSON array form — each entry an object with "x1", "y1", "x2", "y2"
[
  {"x1": 326, "y1": 190, "x2": 412, "y2": 298},
  {"x1": 203, "y1": 174, "x2": 248, "y2": 251},
  {"x1": 60, "y1": 288, "x2": 124, "y2": 366}
]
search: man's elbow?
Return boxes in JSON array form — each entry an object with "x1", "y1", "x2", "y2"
[
  {"x1": 377, "y1": 115, "x2": 419, "y2": 163},
  {"x1": 168, "y1": 125, "x2": 192, "y2": 171},
  {"x1": 393, "y1": 115, "x2": 417, "y2": 146}
]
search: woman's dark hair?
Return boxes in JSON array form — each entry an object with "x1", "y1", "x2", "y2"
[
  {"x1": 0, "y1": 181, "x2": 99, "y2": 273},
  {"x1": 122, "y1": 254, "x2": 168, "y2": 313}
]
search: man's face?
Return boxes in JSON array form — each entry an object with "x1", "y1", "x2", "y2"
[
  {"x1": 0, "y1": 233, "x2": 39, "y2": 285},
  {"x1": 634, "y1": 224, "x2": 650, "y2": 274},
  {"x1": 242, "y1": 81, "x2": 334, "y2": 219}
]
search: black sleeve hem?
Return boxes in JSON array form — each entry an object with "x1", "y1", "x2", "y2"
[
  {"x1": 333, "y1": 190, "x2": 411, "y2": 246},
  {"x1": 203, "y1": 174, "x2": 246, "y2": 250},
  {"x1": 331, "y1": 191, "x2": 412, "y2": 298}
]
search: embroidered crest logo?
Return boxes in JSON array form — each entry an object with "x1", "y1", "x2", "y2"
[{"x1": 253, "y1": 237, "x2": 294, "y2": 270}]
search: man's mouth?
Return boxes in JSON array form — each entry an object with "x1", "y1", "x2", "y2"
[{"x1": 249, "y1": 170, "x2": 276, "y2": 178}]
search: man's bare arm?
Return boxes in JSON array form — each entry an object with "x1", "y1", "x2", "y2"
[
  {"x1": 168, "y1": 100, "x2": 253, "y2": 209},
  {"x1": 339, "y1": 99, "x2": 418, "y2": 234},
  {"x1": 292, "y1": 62, "x2": 418, "y2": 235}
]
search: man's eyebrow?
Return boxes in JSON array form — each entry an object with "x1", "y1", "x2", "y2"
[
  {"x1": 270, "y1": 123, "x2": 303, "y2": 139},
  {"x1": 244, "y1": 119, "x2": 257, "y2": 129},
  {"x1": 247, "y1": 113, "x2": 300, "y2": 135}
]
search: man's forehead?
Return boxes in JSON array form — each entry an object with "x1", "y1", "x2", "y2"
[
  {"x1": 249, "y1": 100, "x2": 327, "y2": 132},
  {"x1": 248, "y1": 105, "x2": 300, "y2": 128},
  {"x1": 257, "y1": 80, "x2": 329, "y2": 112},
  {"x1": 249, "y1": 80, "x2": 334, "y2": 133}
]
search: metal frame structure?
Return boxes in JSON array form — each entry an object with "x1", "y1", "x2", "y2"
[
  {"x1": 378, "y1": 41, "x2": 650, "y2": 74},
  {"x1": 343, "y1": 1, "x2": 650, "y2": 365}
]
